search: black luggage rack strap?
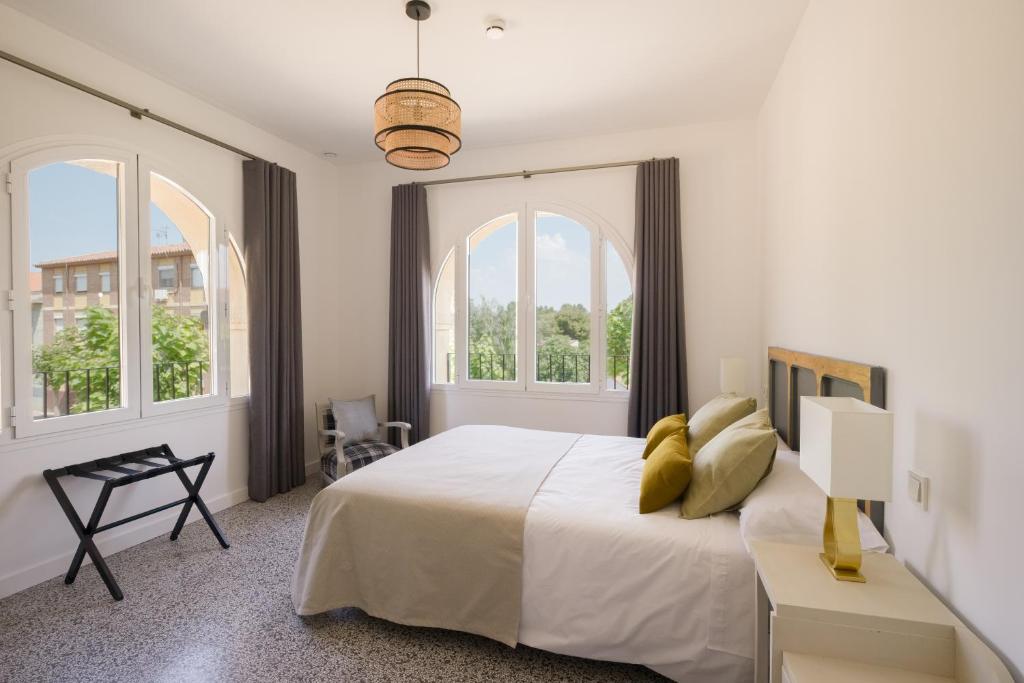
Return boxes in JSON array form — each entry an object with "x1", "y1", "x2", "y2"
[{"x1": 43, "y1": 443, "x2": 230, "y2": 601}]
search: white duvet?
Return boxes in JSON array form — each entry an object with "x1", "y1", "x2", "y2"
[{"x1": 520, "y1": 433, "x2": 755, "y2": 682}]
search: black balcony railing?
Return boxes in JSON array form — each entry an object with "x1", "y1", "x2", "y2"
[
  {"x1": 444, "y1": 352, "x2": 455, "y2": 384},
  {"x1": 35, "y1": 366, "x2": 121, "y2": 419},
  {"x1": 154, "y1": 361, "x2": 208, "y2": 402},
  {"x1": 536, "y1": 352, "x2": 591, "y2": 384},
  {"x1": 34, "y1": 360, "x2": 209, "y2": 419},
  {"x1": 608, "y1": 355, "x2": 630, "y2": 390},
  {"x1": 448, "y1": 352, "x2": 631, "y2": 387},
  {"x1": 467, "y1": 352, "x2": 517, "y2": 381}
]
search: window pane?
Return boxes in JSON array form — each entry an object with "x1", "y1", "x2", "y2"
[
  {"x1": 149, "y1": 172, "x2": 212, "y2": 402},
  {"x1": 433, "y1": 250, "x2": 455, "y2": 384},
  {"x1": 467, "y1": 214, "x2": 517, "y2": 381},
  {"x1": 29, "y1": 160, "x2": 123, "y2": 419},
  {"x1": 535, "y1": 212, "x2": 591, "y2": 384},
  {"x1": 227, "y1": 236, "x2": 250, "y2": 397},
  {"x1": 606, "y1": 242, "x2": 633, "y2": 390}
]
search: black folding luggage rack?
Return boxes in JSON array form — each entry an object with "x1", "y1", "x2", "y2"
[{"x1": 42, "y1": 444, "x2": 230, "y2": 601}]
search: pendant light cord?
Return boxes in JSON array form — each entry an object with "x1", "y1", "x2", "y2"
[{"x1": 416, "y1": 16, "x2": 420, "y2": 77}]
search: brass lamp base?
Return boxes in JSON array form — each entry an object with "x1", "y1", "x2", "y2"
[{"x1": 821, "y1": 497, "x2": 866, "y2": 582}]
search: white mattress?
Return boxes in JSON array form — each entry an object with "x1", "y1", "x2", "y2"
[{"x1": 520, "y1": 433, "x2": 755, "y2": 682}]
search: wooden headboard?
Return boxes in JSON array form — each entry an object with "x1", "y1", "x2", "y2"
[{"x1": 767, "y1": 347, "x2": 887, "y2": 531}]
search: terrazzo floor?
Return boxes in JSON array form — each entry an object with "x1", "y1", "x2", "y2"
[{"x1": 0, "y1": 478, "x2": 667, "y2": 682}]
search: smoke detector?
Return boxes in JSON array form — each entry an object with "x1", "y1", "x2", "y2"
[{"x1": 485, "y1": 18, "x2": 505, "y2": 40}]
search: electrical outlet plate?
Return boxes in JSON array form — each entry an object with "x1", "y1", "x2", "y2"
[{"x1": 908, "y1": 470, "x2": 930, "y2": 511}]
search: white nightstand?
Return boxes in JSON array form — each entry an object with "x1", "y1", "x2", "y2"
[{"x1": 750, "y1": 541, "x2": 1013, "y2": 683}]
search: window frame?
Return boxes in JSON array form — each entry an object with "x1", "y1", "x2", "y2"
[
  {"x1": 457, "y1": 208, "x2": 527, "y2": 392},
  {"x1": 138, "y1": 161, "x2": 222, "y2": 417},
  {"x1": 526, "y1": 205, "x2": 601, "y2": 395},
  {"x1": 6, "y1": 145, "x2": 240, "y2": 438},
  {"x1": 435, "y1": 201, "x2": 634, "y2": 398},
  {"x1": 10, "y1": 145, "x2": 141, "y2": 436}
]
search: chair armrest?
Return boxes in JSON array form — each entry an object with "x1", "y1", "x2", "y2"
[
  {"x1": 379, "y1": 422, "x2": 412, "y2": 449},
  {"x1": 319, "y1": 429, "x2": 346, "y2": 442}
]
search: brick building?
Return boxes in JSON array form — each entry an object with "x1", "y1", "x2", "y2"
[{"x1": 33, "y1": 243, "x2": 208, "y2": 345}]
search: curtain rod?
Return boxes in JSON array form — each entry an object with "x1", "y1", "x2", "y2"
[
  {"x1": 0, "y1": 49, "x2": 265, "y2": 162},
  {"x1": 414, "y1": 157, "x2": 670, "y2": 187}
]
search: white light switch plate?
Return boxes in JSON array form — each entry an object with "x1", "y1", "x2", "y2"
[{"x1": 908, "y1": 470, "x2": 930, "y2": 511}]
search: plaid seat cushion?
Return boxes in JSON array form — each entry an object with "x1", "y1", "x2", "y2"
[{"x1": 321, "y1": 440, "x2": 398, "y2": 481}]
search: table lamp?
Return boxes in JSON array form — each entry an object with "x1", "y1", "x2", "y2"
[{"x1": 799, "y1": 396, "x2": 893, "y2": 582}]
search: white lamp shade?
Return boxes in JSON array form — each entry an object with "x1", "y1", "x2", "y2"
[
  {"x1": 719, "y1": 357, "x2": 747, "y2": 395},
  {"x1": 799, "y1": 396, "x2": 893, "y2": 501}
]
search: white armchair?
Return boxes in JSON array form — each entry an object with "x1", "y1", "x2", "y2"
[{"x1": 315, "y1": 402, "x2": 412, "y2": 484}]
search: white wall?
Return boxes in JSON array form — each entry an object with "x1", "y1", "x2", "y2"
[
  {"x1": 757, "y1": 0, "x2": 1024, "y2": 676},
  {"x1": 336, "y1": 120, "x2": 761, "y2": 435},
  {"x1": 0, "y1": 5, "x2": 341, "y2": 598}
]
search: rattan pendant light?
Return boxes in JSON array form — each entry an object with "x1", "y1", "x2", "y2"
[{"x1": 374, "y1": 1, "x2": 462, "y2": 170}]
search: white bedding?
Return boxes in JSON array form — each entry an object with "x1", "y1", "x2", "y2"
[{"x1": 520, "y1": 433, "x2": 755, "y2": 682}]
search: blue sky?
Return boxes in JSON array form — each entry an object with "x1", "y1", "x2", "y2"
[
  {"x1": 28, "y1": 162, "x2": 183, "y2": 270},
  {"x1": 31, "y1": 163, "x2": 631, "y2": 310},
  {"x1": 468, "y1": 212, "x2": 632, "y2": 311}
]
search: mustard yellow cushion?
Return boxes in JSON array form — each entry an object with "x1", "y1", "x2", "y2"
[
  {"x1": 680, "y1": 409, "x2": 777, "y2": 519},
  {"x1": 642, "y1": 413, "x2": 687, "y2": 459},
  {"x1": 687, "y1": 394, "x2": 757, "y2": 455},
  {"x1": 639, "y1": 431, "x2": 693, "y2": 514}
]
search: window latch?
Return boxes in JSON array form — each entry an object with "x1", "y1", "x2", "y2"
[{"x1": 6, "y1": 291, "x2": 14, "y2": 311}]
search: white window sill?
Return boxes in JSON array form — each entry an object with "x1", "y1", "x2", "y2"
[
  {"x1": 0, "y1": 396, "x2": 249, "y2": 454},
  {"x1": 431, "y1": 384, "x2": 629, "y2": 403}
]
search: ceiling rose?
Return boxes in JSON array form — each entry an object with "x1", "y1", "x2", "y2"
[{"x1": 374, "y1": 1, "x2": 462, "y2": 171}]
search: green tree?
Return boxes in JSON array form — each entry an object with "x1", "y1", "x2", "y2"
[
  {"x1": 151, "y1": 305, "x2": 211, "y2": 400},
  {"x1": 33, "y1": 305, "x2": 210, "y2": 413},
  {"x1": 606, "y1": 295, "x2": 633, "y2": 388},
  {"x1": 468, "y1": 297, "x2": 517, "y2": 379},
  {"x1": 554, "y1": 303, "x2": 589, "y2": 341}
]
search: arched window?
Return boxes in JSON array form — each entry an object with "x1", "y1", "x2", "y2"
[
  {"x1": 467, "y1": 214, "x2": 518, "y2": 382},
  {"x1": 147, "y1": 171, "x2": 214, "y2": 404},
  {"x1": 534, "y1": 211, "x2": 592, "y2": 385},
  {"x1": 9, "y1": 144, "x2": 243, "y2": 436},
  {"x1": 432, "y1": 204, "x2": 632, "y2": 394}
]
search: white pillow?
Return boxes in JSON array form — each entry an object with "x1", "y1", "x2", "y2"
[
  {"x1": 738, "y1": 440, "x2": 888, "y2": 554},
  {"x1": 329, "y1": 395, "x2": 380, "y2": 446}
]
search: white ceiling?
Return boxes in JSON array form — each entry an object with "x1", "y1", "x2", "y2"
[{"x1": 4, "y1": 0, "x2": 808, "y2": 162}]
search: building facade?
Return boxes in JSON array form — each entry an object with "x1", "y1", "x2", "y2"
[{"x1": 33, "y1": 243, "x2": 208, "y2": 345}]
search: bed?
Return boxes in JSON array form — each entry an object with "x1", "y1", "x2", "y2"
[{"x1": 292, "y1": 348, "x2": 888, "y2": 682}]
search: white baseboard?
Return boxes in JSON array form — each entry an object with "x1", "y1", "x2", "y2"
[
  {"x1": 305, "y1": 459, "x2": 320, "y2": 476},
  {"x1": 0, "y1": 485, "x2": 250, "y2": 600}
]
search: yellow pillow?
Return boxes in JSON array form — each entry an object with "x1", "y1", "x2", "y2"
[
  {"x1": 687, "y1": 394, "x2": 757, "y2": 455},
  {"x1": 639, "y1": 431, "x2": 693, "y2": 513},
  {"x1": 642, "y1": 413, "x2": 687, "y2": 459},
  {"x1": 680, "y1": 409, "x2": 777, "y2": 519}
]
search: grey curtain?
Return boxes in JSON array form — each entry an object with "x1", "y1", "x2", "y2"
[
  {"x1": 243, "y1": 159, "x2": 305, "y2": 502},
  {"x1": 627, "y1": 158, "x2": 688, "y2": 437},
  {"x1": 387, "y1": 184, "x2": 431, "y2": 445}
]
